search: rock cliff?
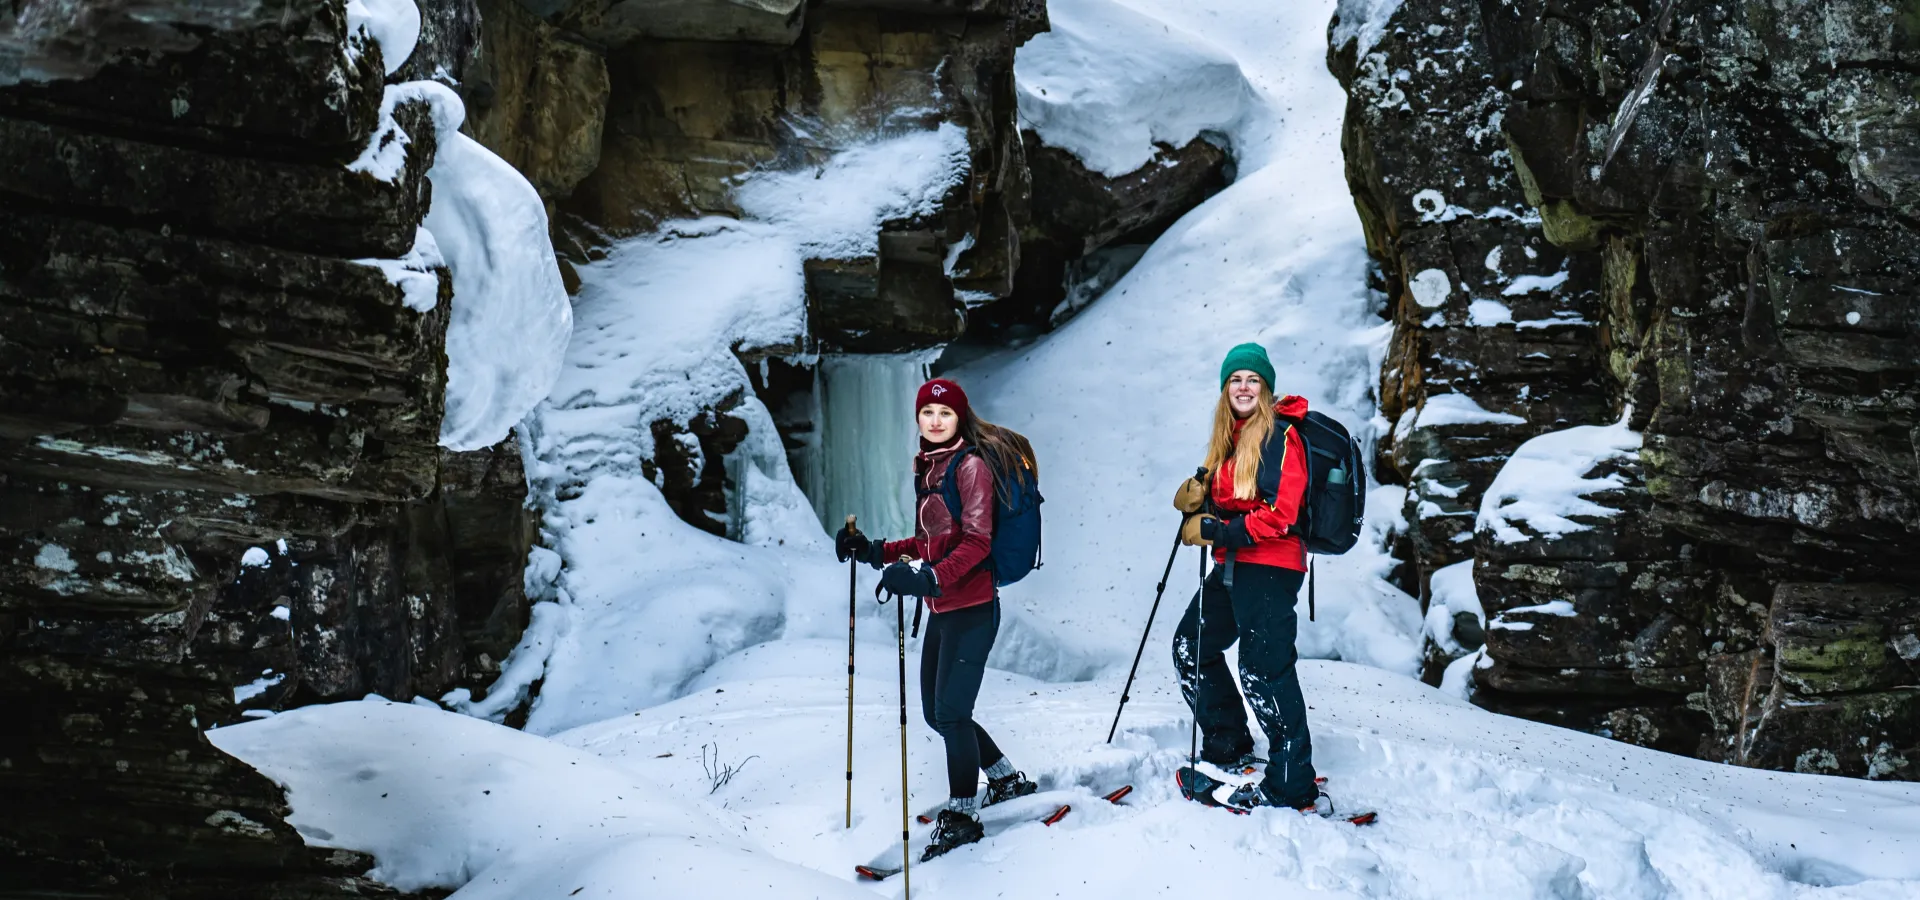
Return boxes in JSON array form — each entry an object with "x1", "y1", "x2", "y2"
[
  {"x1": 1333, "y1": 0, "x2": 1919, "y2": 778},
  {"x1": 0, "y1": 0, "x2": 534, "y2": 891}
]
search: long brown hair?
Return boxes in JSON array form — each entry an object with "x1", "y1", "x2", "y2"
[
  {"x1": 959, "y1": 410, "x2": 1036, "y2": 506},
  {"x1": 1202, "y1": 382, "x2": 1276, "y2": 500}
]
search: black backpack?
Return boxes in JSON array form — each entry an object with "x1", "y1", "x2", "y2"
[
  {"x1": 1257, "y1": 410, "x2": 1365, "y2": 556},
  {"x1": 1250, "y1": 411, "x2": 1365, "y2": 619}
]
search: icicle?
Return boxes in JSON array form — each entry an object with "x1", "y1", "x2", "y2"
[{"x1": 808, "y1": 354, "x2": 929, "y2": 541}]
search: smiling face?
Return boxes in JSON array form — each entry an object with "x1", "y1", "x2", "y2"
[
  {"x1": 1225, "y1": 370, "x2": 1265, "y2": 418},
  {"x1": 918, "y1": 403, "x2": 959, "y2": 443}
]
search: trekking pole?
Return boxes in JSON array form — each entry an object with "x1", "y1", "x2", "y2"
[
  {"x1": 1106, "y1": 524, "x2": 1186, "y2": 743},
  {"x1": 892, "y1": 562, "x2": 913, "y2": 897},
  {"x1": 1189, "y1": 543, "x2": 1208, "y2": 773},
  {"x1": 844, "y1": 515, "x2": 857, "y2": 830}
]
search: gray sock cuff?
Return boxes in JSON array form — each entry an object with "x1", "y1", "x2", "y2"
[
  {"x1": 984, "y1": 757, "x2": 1016, "y2": 780},
  {"x1": 947, "y1": 792, "x2": 980, "y2": 818}
]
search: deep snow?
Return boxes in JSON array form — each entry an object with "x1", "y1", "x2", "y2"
[
  {"x1": 209, "y1": 0, "x2": 1920, "y2": 897},
  {"x1": 215, "y1": 658, "x2": 1920, "y2": 899}
]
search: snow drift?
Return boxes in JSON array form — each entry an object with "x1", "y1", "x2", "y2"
[
  {"x1": 341, "y1": 21, "x2": 574, "y2": 452},
  {"x1": 1015, "y1": 0, "x2": 1253, "y2": 177},
  {"x1": 208, "y1": 700, "x2": 871, "y2": 899}
]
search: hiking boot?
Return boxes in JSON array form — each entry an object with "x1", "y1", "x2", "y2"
[
  {"x1": 1200, "y1": 744, "x2": 1258, "y2": 772},
  {"x1": 920, "y1": 810, "x2": 984, "y2": 861},
  {"x1": 983, "y1": 771, "x2": 1039, "y2": 806},
  {"x1": 1227, "y1": 781, "x2": 1327, "y2": 815}
]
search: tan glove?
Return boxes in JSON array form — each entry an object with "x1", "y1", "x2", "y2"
[
  {"x1": 1179, "y1": 513, "x2": 1212, "y2": 547},
  {"x1": 1173, "y1": 475, "x2": 1207, "y2": 514}
]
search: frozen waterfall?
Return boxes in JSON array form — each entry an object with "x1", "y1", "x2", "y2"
[{"x1": 806, "y1": 354, "x2": 928, "y2": 543}]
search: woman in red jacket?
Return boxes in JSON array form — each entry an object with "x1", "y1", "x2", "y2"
[
  {"x1": 835, "y1": 377, "x2": 1038, "y2": 858},
  {"x1": 1173, "y1": 342, "x2": 1324, "y2": 813}
]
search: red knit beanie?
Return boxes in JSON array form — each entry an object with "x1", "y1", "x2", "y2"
[{"x1": 915, "y1": 378, "x2": 970, "y2": 422}]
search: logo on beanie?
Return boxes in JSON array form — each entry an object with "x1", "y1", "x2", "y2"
[{"x1": 930, "y1": 385, "x2": 947, "y2": 396}]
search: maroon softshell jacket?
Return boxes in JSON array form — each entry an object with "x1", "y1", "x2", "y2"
[{"x1": 880, "y1": 438, "x2": 996, "y2": 614}]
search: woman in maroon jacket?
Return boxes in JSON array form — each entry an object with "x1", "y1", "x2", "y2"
[
  {"x1": 1173, "y1": 342, "x2": 1325, "y2": 813},
  {"x1": 835, "y1": 377, "x2": 1038, "y2": 859}
]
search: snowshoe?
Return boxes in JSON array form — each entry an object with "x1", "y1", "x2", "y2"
[
  {"x1": 1226, "y1": 780, "x2": 1317, "y2": 813},
  {"x1": 984, "y1": 771, "x2": 1039, "y2": 806},
  {"x1": 1180, "y1": 767, "x2": 1377, "y2": 825},
  {"x1": 859, "y1": 785, "x2": 1132, "y2": 881},
  {"x1": 1229, "y1": 782, "x2": 1372, "y2": 822},
  {"x1": 1175, "y1": 766, "x2": 1248, "y2": 815},
  {"x1": 919, "y1": 809, "x2": 985, "y2": 862}
]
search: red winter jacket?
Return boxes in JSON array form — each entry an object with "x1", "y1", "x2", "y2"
[
  {"x1": 1211, "y1": 395, "x2": 1311, "y2": 572},
  {"x1": 880, "y1": 438, "x2": 996, "y2": 614}
]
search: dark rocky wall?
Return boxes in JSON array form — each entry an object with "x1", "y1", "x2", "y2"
[
  {"x1": 0, "y1": 0, "x2": 533, "y2": 892},
  {"x1": 966, "y1": 133, "x2": 1230, "y2": 342},
  {"x1": 1332, "y1": 0, "x2": 1919, "y2": 778}
]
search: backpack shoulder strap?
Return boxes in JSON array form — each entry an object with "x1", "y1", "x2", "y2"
[
  {"x1": 1255, "y1": 421, "x2": 1296, "y2": 506},
  {"x1": 931, "y1": 448, "x2": 973, "y2": 520}
]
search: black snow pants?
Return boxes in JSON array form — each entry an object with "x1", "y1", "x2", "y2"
[
  {"x1": 1171, "y1": 561, "x2": 1317, "y2": 806},
  {"x1": 920, "y1": 598, "x2": 1008, "y2": 799}
]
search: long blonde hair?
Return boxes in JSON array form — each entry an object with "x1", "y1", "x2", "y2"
[{"x1": 1203, "y1": 383, "x2": 1276, "y2": 500}]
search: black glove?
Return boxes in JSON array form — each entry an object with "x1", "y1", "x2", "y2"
[
  {"x1": 834, "y1": 525, "x2": 871, "y2": 563},
  {"x1": 1199, "y1": 515, "x2": 1254, "y2": 550},
  {"x1": 878, "y1": 561, "x2": 940, "y2": 598}
]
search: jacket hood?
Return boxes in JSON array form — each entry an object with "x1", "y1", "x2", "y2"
[{"x1": 1228, "y1": 396, "x2": 1310, "y2": 434}]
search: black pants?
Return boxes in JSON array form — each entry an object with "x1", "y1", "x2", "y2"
[
  {"x1": 1171, "y1": 561, "x2": 1317, "y2": 805},
  {"x1": 920, "y1": 598, "x2": 1007, "y2": 799}
]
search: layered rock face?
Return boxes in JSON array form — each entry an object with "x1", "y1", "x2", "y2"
[
  {"x1": 0, "y1": 1, "x2": 533, "y2": 892},
  {"x1": 1334, "y1": 0, "x2": 1919, "y2": 778}
]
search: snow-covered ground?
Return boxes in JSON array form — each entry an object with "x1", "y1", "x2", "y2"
[
  {"x1": 209, "y1": 0, "x2": 1920, "y2": 897},
  {"x1": 214, "y1": 656, "x2": 1920, "y2": 898}
]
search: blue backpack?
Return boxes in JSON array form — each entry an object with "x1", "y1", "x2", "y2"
[{"x1": 922, "y1": 447, "x2": 1044, "y2": 587}]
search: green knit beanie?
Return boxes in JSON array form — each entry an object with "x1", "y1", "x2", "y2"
[{"x1": 1219, "y1": 342, "x2": 1276, "y2": 391}]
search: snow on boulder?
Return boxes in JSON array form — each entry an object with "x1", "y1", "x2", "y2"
[
  {"x1": 1330, "y1": 0, "x2": 1406, "y2": 60},
  {"x1": 1015, "y1": 0, "x2": 1252, "y2": 177},
  {"x1": 345, "y1": 80, "x2": 573, "y2": 451},
  {"x1": 423, "y1": 106, "x2": 574, "y2": 450},
  {"x1": 346, "y1": 0, "x2": 422, "y2": 76},
  {"x1": 353, "y1": 225, "x2": 443, "y2": 313},
  {"x1": 1476, "y1": 417, "x2": 1641, "y2": 543},
  {"x1": 207, "y1": 699, "x2": 870, "y2": 899},
  {"x1": 1393, "y1": 391, "x2": 1527, "y2": 446},
  {"x1": 1408, "y1": 267, "x2": 1451, "y2": 308},
  {"x1": 1424, "y1": 558, "x2": 1483, "y2": 655},
  {"x1": 733, "y1": 122, "x2": 970, "y2": 260}
]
